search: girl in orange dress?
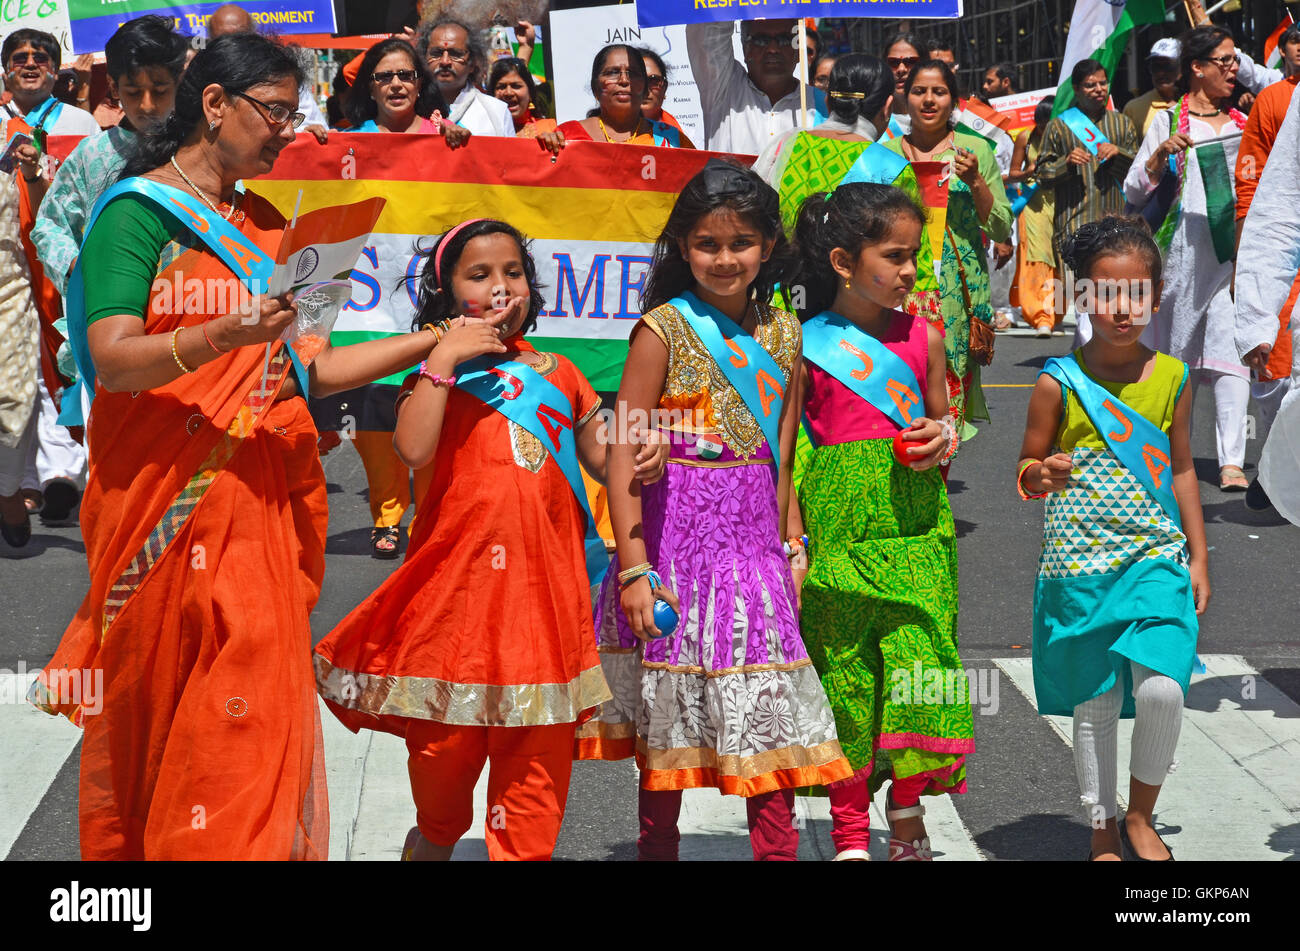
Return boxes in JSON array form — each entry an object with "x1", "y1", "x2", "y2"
[{"x1": 314, "y1": 218, "x2": 666, "y2": 861}]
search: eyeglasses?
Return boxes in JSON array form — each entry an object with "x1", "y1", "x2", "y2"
[
  {"x1": 235, "y1": 91, "x2": 305, "y2": 130},
  {"x1": 598, "y1": 67, "x2": 640, "y2": 84},
  {"x1": 744, "y1": 33, "x2": 792, "y2": 50},
  {"x1": 371, "y1": 69, "x2": 418, "y2": 85},
  {"x1": 646, "y1": 75, "x2": 667, "y2": 90},
  {"x1": 428, "y1": 47, "x2": 470, "y2": 63},
  {"x1": 1200, "y1": 52, "x2": 1241, "y2": 69},
  {"x1": 10, "y1": 50, "x2": 51, "y2": 67},
  {"x1": 887, "y1": 56, "x2": 920, "y2": 69}
]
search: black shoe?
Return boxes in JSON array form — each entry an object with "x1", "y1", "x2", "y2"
[
  {"x1": 1119, "y1": 818, "x2": 1174, "y2": 861},
  {"x1": 370, "y1": 526, "x2": 401, "y2": 560},
  {"x1": 40, "y1": 479, "x2": 79, "y2": 523},
  {"x1": 1245, "y1": 477, "x2": 1272, "y2": 512},
  {"x1": 0, "y1": 512, "x2": 31, "y2": 548}
]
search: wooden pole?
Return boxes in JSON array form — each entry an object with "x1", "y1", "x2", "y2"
[{"x1": 798, "y1": 18, "x2": 810, "y2": 129}]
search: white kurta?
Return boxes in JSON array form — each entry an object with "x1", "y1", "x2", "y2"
[{"x1": 1124, "y1": 110, "x2": 1246, "y2": 378}]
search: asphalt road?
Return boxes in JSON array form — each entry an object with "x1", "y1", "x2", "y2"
[{"x1": 3, "y1": 333, "x2": 1297, "y2": 861}]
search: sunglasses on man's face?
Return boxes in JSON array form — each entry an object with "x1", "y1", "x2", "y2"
[
  {"x1": 10, "y1": 50, "x2": 51, "y2": 68},
  {"x1": 887, "y1": 56, "x2": 920, "y2": 70},
  {"x1": 372, "y1": 69, "x2": 418, "y2": 85},
  {"x1": 744, "y1": 33, "x2": 792, "y2": 50}
]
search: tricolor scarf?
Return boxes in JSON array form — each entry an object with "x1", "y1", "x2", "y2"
[{"x1": 1152, "y1": 95, "x2": 1246, "y2": 261}]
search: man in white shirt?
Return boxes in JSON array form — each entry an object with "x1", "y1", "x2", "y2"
[
  {"x1": 207, "y1": 3, "x2": 329, "y2": 142},
  {"x1": 687, "y1": 18, "x2": 816, "y2": 155},
  {"x1": 417, "y1": 17, "x2": 513, "y2": 137}
]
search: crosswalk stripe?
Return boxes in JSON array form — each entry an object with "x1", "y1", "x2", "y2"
[
  {"x1": 995, "y1": 654, "x2": 1300, "y2": 861},
  {"x1": 0, "y1": 671, "x2": 81, "y2": 860}
]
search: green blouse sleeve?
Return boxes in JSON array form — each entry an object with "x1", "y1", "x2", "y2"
[{"x1": 81, "y1": 195, "x2": 176, "y2": 325}]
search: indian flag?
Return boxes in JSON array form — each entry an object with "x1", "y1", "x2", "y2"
[
  {"x1": 953, "y1": 97, "x2": 1017, "y2": 172},
  {"x1": 1052, "y1": 0, "x2": 1165, "y2": 116},
  {"x1": 1265, "y1": 13, "x2": 1295, "y2": 71}
]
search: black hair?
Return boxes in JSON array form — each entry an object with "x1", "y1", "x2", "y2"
[
  {"x1": 1061, "y1": 216, "x2": 1162, "y2": 284},
  {"x1": 589, "y1": 43, "x2": 647, "y2": 102},
  {"x1": 791, "y1": 183, "x2": 925, "y2": 320},
  {"x1": 826, "y1": 53, "x2": 893, "y2": 126},
  {"x1": 1179, "y1": 25, "x2": 1235, "y2": 90},
  {"x1": 488, "y1": 57, "x2": 537, "y2": 106},
  {"x1": 104, "y1": 15, "x2": 189, "y2": 82},
  {"x1": 806, "y1": 28, "x2": 822, "y2": 61},
  {"x1": 987, "y1": 61, "x2": 1016, "y2": 86},
  {"x1": 121, "y1": 31, "x2": 304, "y2": 177},
  {"x1": 883, "y1": 32, "x2": 921, "y2": 57},
  {"x1": 924, "y1": 37, "x2": 957, "y2": 58},
  {"x1": 1033, "y1": 97, "x2": 1054, "y2": 128},
  {"x1": 904, "y1": 58, "x2": 962, "y2": 102},
  {"x1": 345, "y1": 38, "x2": 448, "y2": 128},
  {"x1": 417, "y1": 16, "x2": 487, "y2": 85},
  {"x1": 409, "y1": 219, "x2": 546, "y2": 335},
  {"x1": 637, "y1": 47, "x2": 668, "y2": 79},
  {"x1": 641, "y1": 159, "x2": 791, "y2": 313},
  {"x1": 1071, "y1": 57, "x2": 1107, "y2": 88},
  {"x1": 1280, "y1": 25, "x2": 1300, "y2": 51},
  {"x1": 3, "y1": 28, "x2": 61, "y2": 71}
]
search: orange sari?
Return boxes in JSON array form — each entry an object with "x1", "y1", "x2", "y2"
[{"x1": 29, "y1": 191, "x2": 330, "y2": 860}]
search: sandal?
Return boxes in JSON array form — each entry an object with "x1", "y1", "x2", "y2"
[
  {"x1": 885, "y1": 789, "x2": 933, "y2": 862},
  {"x1": 0, "y1": 512, "x2": 31, "y2": 548},
  {"x1": 833, "y1": 848, "x2": 871, "y2": 861},
  {"x1": 993, "y1": 313, "x2": 1014, "y2": 331},
  {"x1": 400, "y1": 826, "x2": 421, "y2": 861},
  {"x1": 370, "y1": 526, "x2": 400, "y2": 559},
  {"x1": 1219, "y1": 465, "x2": 1248, "y2": 492}
]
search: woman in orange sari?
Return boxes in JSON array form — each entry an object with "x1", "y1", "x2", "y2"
[{"x1": 28, "y1": 32, "x2": 449, "y2": 860}]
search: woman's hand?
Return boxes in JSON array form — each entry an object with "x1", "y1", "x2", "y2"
[
  {"x1": 536, "y1": 129, "x2": 566, "y2": 157},
  {"x1": 427, "y1": 320, "x2": 508, "y2": 372},
  {"x1": 953, "y1": 145, "x2": 980, "y2": 186},
  {"x1": 630, "y1": 426, "x2": 668, "y2": 484},
  {"x1": 212, "y1": 293, "x2": 297, "y2": 350},
  {"x1": 442, "y1": 123, "x2": 472, "y2": 149},
  {"x1": 900, "y1": 418, "x2": 947, "y2": 470},
  {"x1": 619, "y1": 573, "x2": 681, "y2": 641},
  {"x1": 1189, "y1": 558, "x2": 1211, "y2": 615},
  {"x1": 1028, "y1": 452, "x2": 1075, "y2": 493},
  {"x1": 1148, "y1": 132, "x2": 1195, "y2": 176},
  {"x1": 1243, "y1": 342, "x2": 1273, "y2": 378}
]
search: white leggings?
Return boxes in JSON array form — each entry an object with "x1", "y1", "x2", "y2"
[
  {"x1": 1188, "y1": 371, "x2": 1250, "y2": 469},
  {"x1": 1073, "y1": 660, "x2": 1184, "y2": 821}
]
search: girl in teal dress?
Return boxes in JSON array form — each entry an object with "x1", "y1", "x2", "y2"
[{"x1": 1017, "y1": 217, "x2": 1209, "y2": 862}]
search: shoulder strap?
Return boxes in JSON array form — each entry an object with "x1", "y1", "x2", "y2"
[
  {"x1": 802, "y1": 311, "x2": 924, "y2": 429},
  {"x1": 454, "y1": 357, "x2": 609, "y2": 587},
  {"x1": 668, "y1": 292, "x2": 786, "y2": 469},
  {"x1": 1041, "y1": 354, "x2": 1182, "y2": 527}
]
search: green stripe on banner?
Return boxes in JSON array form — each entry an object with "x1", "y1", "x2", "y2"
[
  {"x1": 330, "y1": 329, "x2": 412, "y2": 386},
  {"x1": 1196, "y1": 141, "x2": 1237, "y2": 264},
  {"x1": 533, "y1": 337, "x2": 629, "y2": 392}
]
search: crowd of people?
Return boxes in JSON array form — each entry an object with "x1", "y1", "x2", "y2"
[{"x1": 3, "y1": 3, "x2": 1297, "y2": 862}]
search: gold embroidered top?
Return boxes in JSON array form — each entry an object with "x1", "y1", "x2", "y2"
[{"x1": 641, "y1": 301, "x2": 801, "y2": 460}]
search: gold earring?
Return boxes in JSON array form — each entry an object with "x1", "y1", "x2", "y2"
[{"x1": 844, "y1": 279, "x2": 851, "y2": 288}]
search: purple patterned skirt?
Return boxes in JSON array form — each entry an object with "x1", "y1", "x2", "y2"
[{"x1": 581, "y1": 432, "x2": 850, "y2": 796}]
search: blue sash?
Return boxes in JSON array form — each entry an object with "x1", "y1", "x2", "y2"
[
  {"x1": 1060, "y1": 107, "x2": 1107, "y2": 156},
  {"x1": 802, "y1": 311, "x2": 924, "y2": 431},
  {"x1": 884, "y1": 114, "x2": 905, "y2": 139},
  {"x1": 650, "y1": 119, "x2": 680, "y2": 148},
  {"x1": 454, "y1": 356, "x2": 609, "y2": 587},
  {"x1": 26, "y1": 96, "x2": 63, "y2": 133},
  {"x1": 840, "y1": 140, "x2": 909, "y2": 186},
  {"x1": 669, "y1": 292, "x2": 786, "y2": 469},
  {"x1": 58, "y1": 177, "x2": 303, "y2": 426},
  {"x1": 1041, "y1": 355, "x2": 1185, "y2": 528},
  {"x1": 1008, "y1": 181, "x2": 1040, "y2": 215}
]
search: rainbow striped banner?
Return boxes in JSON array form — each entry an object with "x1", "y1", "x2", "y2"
[{"x1": 250, "y1": 134, "x2": 746, "y2": 390}]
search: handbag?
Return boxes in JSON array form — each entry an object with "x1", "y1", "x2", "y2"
[{"x1": 946, "y1": 223, "x2": 994, "y2": 367}]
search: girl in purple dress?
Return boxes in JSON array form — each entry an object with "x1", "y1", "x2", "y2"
[{"x1": 578, "y1": 160, "x2": 851, "y2": 860}]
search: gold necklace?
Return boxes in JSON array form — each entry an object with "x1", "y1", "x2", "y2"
[
  {"x1": 598, "y1": 116, "x2": 643, "y2": 143},
  {"x1": 170, "y1": 155, "x2": 238, "y2": 220}
]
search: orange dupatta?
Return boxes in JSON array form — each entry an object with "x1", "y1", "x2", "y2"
[{"x1": 30, "y1": 191, "x2": 330, "y2": 860}]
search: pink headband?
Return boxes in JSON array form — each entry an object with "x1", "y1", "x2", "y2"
[{"x1": 434, "y1": 218, "x2": 489, "y2": 285}]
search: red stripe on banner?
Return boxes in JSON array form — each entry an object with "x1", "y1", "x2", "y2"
[{"x1": 258, "y1": 133, "x2": 755, "y2": 191}]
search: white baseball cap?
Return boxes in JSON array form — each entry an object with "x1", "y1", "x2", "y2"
[{"x1": 1149, "y1": 38, "x2": 1181, "y2": 61}]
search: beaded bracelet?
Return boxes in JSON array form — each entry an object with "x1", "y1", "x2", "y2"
[
  {"x1": 1017, "y1": 458, "x2": 1048, "y2": 500},
  {"x1": 416, "y1": 359, "x2": 455, "y2": 388},
  {"x1": 170, "y1": 328, "x2": 194, "y2": 374}
]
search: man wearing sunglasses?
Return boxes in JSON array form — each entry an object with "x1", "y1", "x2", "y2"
[
  {"x1": 687, "y1": 17, "x2": 825, "y2": 154},
  {"x1": 416, "y1": 17, "x2": 512, "y2": 136},
  {"x1": 206, "y1": 3, "x2": 330, "y2": 144}
]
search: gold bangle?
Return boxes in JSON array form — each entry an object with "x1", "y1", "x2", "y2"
[
  {"x1": 171, "y1": 327, "x2": 195, "y2": 374},
  {"x1": 617, "y1": 561, "x2": 652, "y2": 584}
]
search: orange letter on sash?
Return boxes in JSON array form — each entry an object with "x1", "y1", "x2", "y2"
[
  {"x1": 1142, "y1": 444, "x2": 1171, "y2": 489},
  {"x1": 755, "y1": 369, "x2": 784, "y2": 417},
  {"x1": 838, "y1": 339, "x2": 873, "y2": 380},
  {"x1": 167, "y1": 196, "x2": 209, "y2": 234},
  {"x1": 218, "y1": 235, "x2": 264, "y2": 278},
  {"x1": 886, "y1": 379, "x2": 919, "y2": 425},
  {"x1": 536, "y1": 404, "x2": 573, "y2": 451},
  {"x1": 725, "y1": 338, "x2": 749, "y2": 369},
  {"x1": 488, "y1": 368, "x2": 524, "y2": 400},
  {"x1": 1102, "y1": 399, "x2": 1133, "y2": 442}
]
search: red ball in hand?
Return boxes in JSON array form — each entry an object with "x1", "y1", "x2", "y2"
[{"x1": 892, "y1": 429, "x2": 928, "y2": 466}]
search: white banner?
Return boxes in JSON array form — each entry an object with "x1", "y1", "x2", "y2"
[{"x1": 2, "y1": 1, "x2": 75, "y2": 59}]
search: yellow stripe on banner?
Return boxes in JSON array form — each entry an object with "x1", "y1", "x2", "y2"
[
  {"x1": 984, "y1": 384, "x2": 1034, "y2": 388},
  {"x1": 250, "y1": 180, "x2": 678, "y2": 243}
]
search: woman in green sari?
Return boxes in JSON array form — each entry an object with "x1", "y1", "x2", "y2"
[{"x1": 882, "y1": 60, "x2": 1012, "y2": 439}]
